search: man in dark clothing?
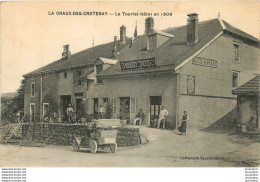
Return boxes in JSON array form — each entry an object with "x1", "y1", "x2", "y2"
[
  {"x1": 178, "y1": 111, "x2": 189, "y2": 135},
  {"x1": 133, "y1": 109, "x2": 145, "y2": 125}
]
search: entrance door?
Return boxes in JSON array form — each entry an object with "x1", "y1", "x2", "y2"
[
  {"x1": 43, "y1": 103, "x2": 49, "y2": 119},
  {"x1": 30, "y1": 103, "x2": 35, "y2": 122},
  {"x1": 119, "y1": 97, "x2": 130, "y2": 120},
  {"x1": 76, "y1": 98, "x2": 84, "y2": 119},
  {"x1": 150, "y1": 96, "x2": 162, "y2": 121},
  {"x1": 60, "y1": 95, "x2": 71, "y2": 121},
  {"x1": 93, "y1": 98, "x2": 99, "y2": 114}
]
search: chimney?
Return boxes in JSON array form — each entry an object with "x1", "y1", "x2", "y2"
[
  {"x1": 62, "y1": 44, "x2": 71, "y2": 60},
  {"x1": 145, "y1": 17, "x2": 154, "y2": 35},
  {"x1": 187, "y1": 13, "x2": 199, "y2": 45},
  {"x1": 120, "y1": 25, "x2": 126, "y2": 44},
  {"x1": 112, "y1": 36, "x2": 118, "y2": 58}
]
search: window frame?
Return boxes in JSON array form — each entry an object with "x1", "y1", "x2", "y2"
[
  {"x1": 43, "y1": 103, "x2": 49, "y2": 118},
  {"x1": 232, "y1": 41, "x2": 241, "y2": 63},
  {"x1": 30, "y1": 82, "x2": 35, "y2": 97},
  {"x1": 96, "y1": 64, "x2": 103, "y2": 84},
  {"x1": 232, "y1": 71, "x2": 240, "y2": 89}
]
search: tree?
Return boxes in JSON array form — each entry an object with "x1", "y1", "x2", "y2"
[{"x1": 1, "y1": 79, "x2": 25, "y2": 125}]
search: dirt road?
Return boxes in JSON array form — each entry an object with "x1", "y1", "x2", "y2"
[{"x1": 0, "y1": 126, "x2": 259, "y2": 167}]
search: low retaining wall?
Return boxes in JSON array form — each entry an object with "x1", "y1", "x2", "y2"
[{"x1": 21, "y1": 123, "x2": 140, "y2": 147}]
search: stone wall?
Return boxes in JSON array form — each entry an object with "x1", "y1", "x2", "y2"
[{"x1": 21, "y1": 123, "x2": 140, "y2": 147}]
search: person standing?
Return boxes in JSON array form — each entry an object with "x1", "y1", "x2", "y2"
[
  {"x1": 178, "y1": 111, "x2": 189, "y2": 135},
  {"x1": 98, "y1": 105, "x2": 106, "y2": 119},
  {"x1": 66, "y1": 104, "x2": 74, "y2": 123},
  {"x1": 157, "y1": 106, "x2": 168, "y2": 129}
]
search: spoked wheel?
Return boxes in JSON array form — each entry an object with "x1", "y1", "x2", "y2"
[
  {"x1": 72, "y1": 139, "x2": 79, "y2": 152},
  {"x1": 89, "y1": 140, "x2": 98, "y2": 154},
  {"x1": 110, "y1": 143, "x2": 117, "y2": 153}
]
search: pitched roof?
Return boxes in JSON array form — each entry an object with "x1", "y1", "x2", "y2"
[
  {"x1": 99, "y1": 18, "x2": 260, "y2": 77},
  {"x1": 23, "y1": 39, "x2": 130, "y2": 77},
  {"x1": 232, "y1": 75, "x2": 260, "y2": 95}
]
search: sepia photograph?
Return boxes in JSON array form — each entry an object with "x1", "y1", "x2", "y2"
[{"x1": 0, "y1": 1, "x2": 259, "y2": 169}]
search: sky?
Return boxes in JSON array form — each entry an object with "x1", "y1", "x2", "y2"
[{"x1": 1, "y1": 1, "x2": 259, "y2": 93}]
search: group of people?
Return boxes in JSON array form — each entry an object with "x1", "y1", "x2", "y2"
[{"x1": 133, "y1": 106, "x2": 189, "y2": 135}]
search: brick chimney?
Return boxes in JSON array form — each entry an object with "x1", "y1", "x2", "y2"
[
  {"x1": 120, "y1": 25, "x2": 126, "y2": 44},
  {"x1": 187, "y1": 13, "x2": 199, "y2": 45},
  {"x1": 112, "y1": 36, "x2": 118, "y2": 57},
  {"x1": 62, "y1": 44, "x2": 71, "y2": 60},
  {"x1": 145, "y1": 17, "x2": 154, "y2": 35}
]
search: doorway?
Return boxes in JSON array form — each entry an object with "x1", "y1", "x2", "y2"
[
  {"x1": 76, "y1": 98, "x2": 84, "y2": 120},
  {"x1": 119, "y1": 97, "x2": 130, "y2": 120},
  {"x1": 93, "y1": 98, "x2": 99, "y2": 114},
  {"x1": 150, "y1": 96, "x2": 162, "y2": 121},
  {"x1": 60, "y1": 95, "x2": 71, "y2": 121},
  {"x1": 30, "y1": 103, "x2": 35, "y2": 122},
  {"x1": 43, "y1": 103, "x2": 49, "y2": 119}
]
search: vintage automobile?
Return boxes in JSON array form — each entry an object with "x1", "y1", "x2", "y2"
[{"x1": 72, "y1": 127, "x2": 118, "y2": 154}]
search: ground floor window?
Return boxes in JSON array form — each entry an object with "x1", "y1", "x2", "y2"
[{"x1": 232, "y1": 71, "x2": 239, "y2": 88}]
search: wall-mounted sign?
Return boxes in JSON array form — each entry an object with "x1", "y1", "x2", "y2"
[
  {"x1": 120, "y1": 57, "x2": 156, "y2": 71},
  {"x1": 187, "y1": 75, "x2": 195, "y2": 95},
  {"x1": 192, "y1": 57, "x2": 217, "y2": 68}
]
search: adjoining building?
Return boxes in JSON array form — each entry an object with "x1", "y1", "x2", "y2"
[
  {"x1": 23, "y1": 13, "x2": 260, "y2": 130},
  {"x1": 95, "y1": 13, "x2": 260, "y2": 129},
  {"x1": 23, "y1": 27, "x2": 130, "y2": 122},
  {"x1": 232, "y1": 74, "x2": 260, "y2": 132}
]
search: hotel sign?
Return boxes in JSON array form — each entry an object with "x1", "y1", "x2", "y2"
[
  {"x1": 120, "y1": 57, "x2": 156, "y2": 71},
  {"x1": 192, "y1": 57, "x2": 217, "y2": 68}
]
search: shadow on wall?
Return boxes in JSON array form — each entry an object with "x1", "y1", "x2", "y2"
[{"x1": 201, "y1": 110, "x2": 237, "y2": 134}]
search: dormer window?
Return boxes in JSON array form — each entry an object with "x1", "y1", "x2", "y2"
[{"x1": 96, "y1": 64, "x2": 103, "y2": 83}]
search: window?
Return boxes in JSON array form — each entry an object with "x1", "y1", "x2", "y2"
[
  {"x1": 31, "y1": 82, "x2": 35, "y2": 97},
  {"x1": 78, "y1": 80, "x2": 84, "y2": 86},
  {"x1": 103, "y1": 98, "x2": 109, "y2": 103},
  {"x1": 77, "y1": 70, "x2": 82, "y2": 76},
  {"x1": 64, "y1": 72, "x2": 67, "y2": 78},
  {"x1": 233, "y1": 42, "x2": 240, "y2": 62},
  {"x1": 45, "y1": 74, "x2": 48, "y2": 78},
  {"x1": 232, "y1": 71, "x2": 239, "y2": 88},
  {"x1": 130, "y1": 98, "x2": 136, "y2": 114},
  {"x1": 96, "y1": 65, "x2": 103, "y2": 84}
]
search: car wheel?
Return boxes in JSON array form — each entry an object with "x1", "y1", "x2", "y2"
[
  {"x1": 110, "y1": 143, "x2": 117, "y2": 153},
  {"x1": 72, "y1": 139, "x2": 79, "y2": 152},
  {"x1": 89, "y1": 140, "x2": 97, "y2": 154}
]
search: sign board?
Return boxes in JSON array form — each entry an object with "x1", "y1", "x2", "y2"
[
  {"x1": 187, "y1": 75, "x2": 195, "y2": 95},
  {"x1": 120, "y1": 57, "x2": 156, "y2": 71},
  {"x1": 192, "y1": 57, "x2": 217, "y2": 68}
]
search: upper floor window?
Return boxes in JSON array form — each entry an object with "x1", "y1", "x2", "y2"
[
  {"x1": 78, "y1": 80, "x2": 84, "y2": 86},
  {"x1": 31, "y1": 82, "x2": 35, "y2": 97},
  {"x1": 64, "y1": 72, "x2": 67, "y2": 78},
  {"x1": 96, "y1": 65, "x2": 103, "y2": 84},
  {"x1": 232, "y1": 71, "x2": 239, "y2": 88},
  {"x1": 233, "y1": 42, "x2": 240, "y2": 62},
  {"x1": 77, "y1": 70, "x2": 82, "y2": 76}
]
